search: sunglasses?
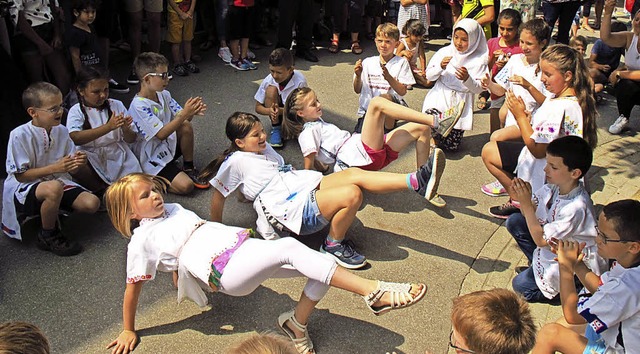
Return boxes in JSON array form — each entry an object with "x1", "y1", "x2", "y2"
[{"x1": 145, "y1": 72, "x2": 171, "y2": 80}]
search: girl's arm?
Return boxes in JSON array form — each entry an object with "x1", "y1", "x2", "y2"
[
  {"x1": 601, "y1": 0, "x2": 631, "y2": 49},
  {"x1": 418, "y1": 42, "x2": 426, "y2": 74},
  {"x1": 506, "y1": 91, "x2": 547, "y2": 158},
  {"x1": 396, "y1": 41, "x2": 407, "y2": 58},
  {"x1": 303, "y1": 153, "x2": 317, "y2": 170},
  {"x1": 210, "y1": 189, "x2": 226, "y2": 222},
  {"x1": 107, "y1": 281, "x2": 144, "y2": 354},
  {"x1": 69, "y1": 112, "x2": 132, "y2": 145}
]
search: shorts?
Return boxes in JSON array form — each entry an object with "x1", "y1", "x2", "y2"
[
  {"x1": 228, "y1": 5, "x2": 254, "y2": 40},
  {"x1": 583, "y1": 325, "x2": 607, "y2": 354},
  {"x1": 299, "y1": 189, "x2": 329, "y2": 235},
  {"x1": 157, "y1": 161, "x2": 183, "y2": 182},
  {"x1": 361, "y1": 138, "x2": 400, "y2": 171},
  {"x1": 490, "y1": 95, "x2": 505, "y2": 109},
  {"x1": 166, "y1": 12, "x2": 194, "y2": 43},
  {"x1": 15, "y1": 183, "x2": 85, "y2": 218},
  {"x1": 497, "y1": 141, "x2": 526, "y2": 174},
  {"x1": 123, "y1": 0, "x2": 163, "y2": 13},
  {"x1": 14, "y1": 22, "x2": 54, "y2": 55}
]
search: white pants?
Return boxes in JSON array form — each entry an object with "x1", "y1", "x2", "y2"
[{"x1": 219, "y1": 238, "x2": 338, "y2": 301}]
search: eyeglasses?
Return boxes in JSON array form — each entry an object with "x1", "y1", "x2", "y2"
[
  {"x1": 596, "y1": 227, "x2": 634, "y2": 245},
  {"x1": 144, "y1": 72, "x2": 171, "y2": 80},
  {"x1": 33, "y1": 105, "x2": 64, "y2": 114},
  {"x1": 449, "y1": 332, "x2": 476, "y2": 354}
]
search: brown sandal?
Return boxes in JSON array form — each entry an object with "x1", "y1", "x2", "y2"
[
  {"x1": 328, "y1": 39, "x2": 339, "y2": 54},
  {"x1": 351, "y1": 41, "x2": 363, "y2": 55}
]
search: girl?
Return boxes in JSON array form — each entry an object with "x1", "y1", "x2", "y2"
[
  {"x1": 104, "y1": 173, "x2": 426, "y2": 354},
  {"x1": 66, "y1": 66, "x2": 142, "y2": 191},
  {"x1": 421, "y1": 18, "x2": 489, "y2": 152},
  {"x1": 481, "y1": 44, "x2": 598, "y2": 219},
  {"x1": 396, "y1": 19, "x2": 431, "y2": 88},
  {"x1": 480, "y1": 19, "x2": 551, "y2": 197},
  {"x1": 202, "y1": 112, "x2": 446, "y2": 270},
  {"x1": 281, "y1": 87, "x2": 464, "y2": 207}
]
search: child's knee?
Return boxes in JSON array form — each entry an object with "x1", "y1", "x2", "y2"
[
  {"x1": 481, "y1": 141, "x2": 497, "y2": 163},
  {"x1": 73, "y1": 192, "x2": 100, "y2": 213},
  {"x1": 37, "y1": 181, "x2": 64, "y2": 201},
  {"x1": 537, "y1": 323, "x2": 564, "y2": 347},
  {"x1": 170, "y1": 173, "x2": 195, "y2": 195},
  {"x1": 178, "y1": 120, "x2": 194, "y2": 136},
  {"x1": 343, "y1": 185, "x2": 363, "y2": 207}
]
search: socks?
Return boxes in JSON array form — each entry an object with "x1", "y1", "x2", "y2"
[
  {"x1": 183, "y1": 160, "x2": 194, "y2": 170},
  {"x1": 406, "y1": 172, "x2": 419, "y2": 191},
  {"x1": 325, "y1": 235, "x2": 341, "y2": 247}
]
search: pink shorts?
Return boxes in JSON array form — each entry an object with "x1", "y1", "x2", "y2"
[{"x1": 360, "y1": 139, "x2": 399, "y2": 171}]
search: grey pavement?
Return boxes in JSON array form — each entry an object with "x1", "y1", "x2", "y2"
[{"x1": 1, "y1": 16, "x2": 639, "y2": 354}]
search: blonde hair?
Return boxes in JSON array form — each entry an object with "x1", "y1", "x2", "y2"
[
  {"x1": 22, "y1": 82, "x2": 61, "y2": 110},
  {"x1": 0, "y1": 321, "x2": 50, "y2": 354},
  {"x1": 226, "y1": 333, "x2": 297, "y2": 354},
  {"x1": 104, "y1": 173, "x2": 169, "y2": 237},
  {"x1": 375, "y1": 23, "x2": 400, "y2": 41},
  {"x1": 281, "y1": 87, "x2": 314, "y2": 140}
]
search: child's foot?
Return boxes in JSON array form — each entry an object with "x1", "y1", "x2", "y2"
[
  {"x1": 277, "y1": 310, "x2": 315, "y2": 354},
  {"x1": 184, "y1": 60, "x2": 200, "y2": 74},
  {"x1": 173, "y1": 63, "x2": 189, "y2": 77},
  {"x1": 218, "y1": 47, "x2": 232, "y2": 63},
  {"x1": 488, "y1": 199, "x2": 521, "y2": 219},
  {"x1": 481, "y1": 180, "x2": 508, "y2": 197},
  {"x1": 242, "y1": 58, "x2": 257, "y2": 70},
  {"x1": 432, "y1": 101, "x2": 465, "y2": 138},
  {"x1": 247, "y1": 49, "x2": 256, "y2": 60},
  {"x1": 320, "y1": 240, "x2": 367, "y2": 269},
  {"x1": 230, "y1": 58, "x2": 251, "y2": 71},
  {"x1": 269, "y1": 125, "x2": 284, "y2": 148},
  {"x1": 108, "y1": 79, "x2": 130, "y2": 94},
  {"x1": 364, "y1": 281, "x2": 427, "y2": 316},
  {"x1": 127, "y1": 70, "x2": 139, "y2": 85},
  {"x1": 36, "y1": 229, "x2": 82, "y2": 256},
  {"x1": 415, "y1": 148, "x2": 446, "y2": 201},
  {"x1": 183, "y1": 168, "x2": 210, "y2": 189}
]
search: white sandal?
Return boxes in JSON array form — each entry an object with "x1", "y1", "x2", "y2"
[
  {"x1": 277, "y1": 309, "x2": 315, "y2": 354},
  {"x1": 363, "y1": 281, "x2": 427, "y2": 316}
]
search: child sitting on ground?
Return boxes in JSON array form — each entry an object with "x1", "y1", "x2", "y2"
[
  {"x1": 589, "y1": 21, "x2": 626, "y2": 96},
  {"x1": 569, "y1": 35, "x2": 588, "y2": 57},
  {"x1": 507, "y1": 136, "x2": 605, "y2": 303},
  {"x1": 128, "y1": 52, "x2": 209, "y2": 194},
  {"x1": 2, "y1": 82, "x2": 100, "y2": 256},
  {"x1": 396, "y1": 19, "x2": 431, "y2": 88},
  {"x1": 254, "y1": 48, "x2": 307, "y2": 148},
  {"x1": 533, "y1": 199, "x2": 640, "y2": 353},
  {"x1": 353, "y1": 23, "x2": 415, "y2": 134}
]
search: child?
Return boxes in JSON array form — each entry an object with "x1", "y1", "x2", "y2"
[
  {"x1": 0, "y1": 321, "x2": 50, "y2": 354},
  {"x1": 507, "y1": 136, "x2": 605, "y2": 303},
  {"x1": 128, "y1": 52, "x2": 209, "y2": 195},
  {"x1": 396, "y1": 19, "x2": 431, "y2": 88},
  {"x1": 2, "y1": 82, "x2": 100, "y2": 256},
  {"x1": 202, "y1": 112, "x2": 446, "y2": 269},
  {"x1": 167, "y1": 0, "x2": 200, "y2": 76},
  {"x1": 254, "y1": 48, "x2": 307, "y2": 148},
  {"x1": 282, "y1": 88, "x2": 463, "y2": 206},
  {"x1": 447, "y1": 289, "x2": 536, "y2": 354},
  {"x1": 227, "y1": 0, "x2": 257, "y2": 70},
  {"x1": 353, "y1": 23, "x2": 415, "y2": 134},
  {"x1": 422, "y1": 18, "x2": 488, "y2": 152},
  {"x1": 589, "y1": 21, "x2": 626, "y2": 96},
  {"x1": 532, "y1": 199, "x2": 640, "y2": 353},
  {"x1": 569, "y1": 35, "x2": 588, "y2": 57},
  {"x1": 397, "y1": 0, "x2": 429, "y2": 43},
  {"x1": 104, "y1": 173, "x2": 427, "y2": 354},
  {"x1": 482, "y1": 44, "x2": 598, "y2": 219},
  {"x1": 226, "y1": 333, "x2": 297, "y2": 354},
  {"x1": 66, "y1": 66, "x2": 142, "y2": 190}
]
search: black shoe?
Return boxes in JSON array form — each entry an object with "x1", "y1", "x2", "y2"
[
  {"x1": 127, "y1": 70, "x2": 139, "y2": 85},
  {"x1": 353, "y1": 117, "x2": 364, "y2": 133},
  {"x1": 415, "y1": 148, "x2": 446, "y2": 201},
  {"x1": 108, "y1": 79, "x2": 130, "y2": 94},
  {"x1": 515, "y1": 266, "x2": 529, "y2": 274},
  {"x1": 173, "y1": 64, "x2": 189, "y2": 77},
  {"x1": 295, "y1": 48, "x2": 319, "y2": 62},
  {"x1": 489, "y1": 199, "x2": 521, "y2": 219},
  {"x1": 36, "y1": 229, "x2": 82, "y2": 256}
]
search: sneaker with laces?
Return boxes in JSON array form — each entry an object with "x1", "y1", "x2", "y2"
[
  {"x1": 321, "y1": 240, "x2": 367, "y2": 269},
  {"x1": 489, "y1": 199, "x2": 521, "y2": 219},
  {"x1": 269, "y1": 125, "x2": 284, "y2": 148},
  {"x1": 608, "y1": 115, "x2": 629, "y2": 135},
  {"x1": 247, "y1": 49, "x2": 256, "y2": 60},
  {"x1": 127, "y1": 70, "x2": 139, "y2": 85},
  {"x1": 218, "y1": 46, "x2": 233, "y2": 63},
  {"x1": 242, "y1": 58, "x2": 257, "y2": 70},
  {"x1": 36, "y1": 229, "x2": 82, "y2": 256},
  {"x1": 184, "y1": 60, "x2": 200, "y2": 73},
  {"x1": 230, "y1": 59, "x2": 251, "y2": 71},
  {"x1": 481, "y1": 180, "x2": 508, "y2": 197},
  {"x1": 415, "y1": 148, "x2": 446, "y2": 201},
  {"x1": 433, "y1": 101, "x2": 465, "y2": 138},
  {"x1": 183, "y1": 168, "x2": 210, "y2": 189},
  {"x1": 173, "y1": 63, "x2": 189, "y2": 76},
  {"x1": 108, "y1": 79, "x2": 130, "y2": 94}
]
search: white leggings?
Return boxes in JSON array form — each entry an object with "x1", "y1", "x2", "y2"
[{"x1": 219, "y1": 238, "x2": 338, "y2": 302}]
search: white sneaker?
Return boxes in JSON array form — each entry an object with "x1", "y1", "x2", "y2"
[
  {"x1": 218, "y1": 47, "x2": 232, "y2": 63},
  {"x1": 247, "y1": 49, "x2": 256, "y2": 60},
  {"x1": 609, "y1": 115, "x2": 629, "y2": 134}
]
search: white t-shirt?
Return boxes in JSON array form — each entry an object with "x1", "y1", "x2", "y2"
[
  {"x1": 516, "y1": 97, "x2": 584, "y2": 193},
  {"x1": 210, "y1": 145, "x2": 323, "y2": 237},
  {"x1": 128, "y1": 91, "x2": 182, "y2": 175},
  {"x1": 254, "y1": 70, "x2": 308, "y2": 105},
  {"x1": 578, "y1": 261, "x2": 640, "y2": 353},
  {"x1": 127, "y1": 203, "x2": 248, "y2": 307},
  {"x1": 67, "y1": 99, "x2": 142, "y2": 184},
  {"x1": 530, "y1": 183, "x2": 602, "y2": 299},
  {"x1": 2, "y1": 122, "x2": 81, "y2": 240},
  {"x1": 356, "y1": 55, "x2": 415, "y2": 116}
]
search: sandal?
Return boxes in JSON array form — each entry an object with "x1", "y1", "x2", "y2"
[
  {"x1": 328, "y1": 39, "x2": 339, "y2": 54},
  {"x1": 277, "y1": 309, "x2": 315, "y2": 354},
  {"x1": 351, "y1": 41, "x2": 363, "y2": 55},
  {"x1": 363, "y1": 281, "x2": 427, "y2": 316}
]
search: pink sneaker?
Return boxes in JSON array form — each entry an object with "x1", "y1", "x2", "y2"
[{"x1": 481, "y1": 180, "x2": 508, "y2": 197}]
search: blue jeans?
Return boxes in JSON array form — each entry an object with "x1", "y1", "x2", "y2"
[
  {"x1": 506, "y1": 213, "x2": 537, "y2": 264},
  {"x1": 512, "y1": 266, "x2": 554, "y2": 302},
  {"x1": 542, "y1": 0, "x2": 582, "y2": 44}
]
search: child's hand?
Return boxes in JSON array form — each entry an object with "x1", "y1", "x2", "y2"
[
  {"x1": 505, "y1": 90, "x2": 527, "y2": 118},
  {"x1": 178, "y1": 11, "x2": 190, "y2": 20},
  {"x1": 480, "y1": 73, "x2": 491, "y2": 89},
  {"x1": 269, "y1": 103, "x2": 279, "y2": 123},
  {"x1": 107, "y1": 330, "x2": 138, "y2": 354},
  {"x1": 441, "y1": 56, "x2": 452, "y2": 69},
  {"x1": 354, "y1": 59, "x2": 363, "y2": 76},
  {"x1": 557, "y1": 240, "x2": 585, "y2": 271},
  {"x1": 509, "y1": 75, "x2": 532, "y2": 90},
  {"x1": 402, "y1": 50, "x2": 414, "y2": 61},
  {"x1": 107, "y1": 112, "x2": 128, "y2": 131},
  {"x1": 381, "y1": 63, "x2": 392, "y2": 81},
  {"x1": 604, "y1": 0, "x2": 616, "y2": 15},
  {"x1": 511, "y1": 178, "x2": 533, "y2": 206},
  {"x1": 182, "y1": 96, "x2": 207, "y2": 118},
  {"x1": 454, "y1": 66, "x2": 469, "y2": 81}
]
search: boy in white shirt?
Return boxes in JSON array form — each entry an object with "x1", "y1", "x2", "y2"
[
  {"x1": 254, "y1": 48, "x2": 307, "y2": 148},
  {"x1": 353, "y1": 23, "x2": 415, "y2": 133},
  {"x1": 2, "y1": 82, "x2": 100, "y2": 256},
  {"x1": 128, "y1": 52, "x2": 208, "y2": 194}
]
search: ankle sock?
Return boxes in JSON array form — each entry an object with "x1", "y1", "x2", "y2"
[
  {"x1": 183, "y1": 160, "x2": 194, "y2": 170},
  {"x1": 325, "y1": 235, "x2": 341, "y2": 247},
  {"x1": 406, "y1": 172, "x2": 419, "y2": 191}
]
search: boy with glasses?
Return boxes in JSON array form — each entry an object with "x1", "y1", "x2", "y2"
[
  {"x1": 128, "y1": 52, "x2": 209, "y2": 194},
  {"x1": 2, "y1": 82, "x2": 100, "y2": 256},
  {"x1": 533, "y1": 199, "x2": 640, "y2": 353}
]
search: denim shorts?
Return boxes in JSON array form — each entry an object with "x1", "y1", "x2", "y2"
[
  {"x1": 583, "y1": 325, "x2": 607, "y2": 354},
  {"x1": 299, "y1": 189, "x2": 329, "y2": 235}
]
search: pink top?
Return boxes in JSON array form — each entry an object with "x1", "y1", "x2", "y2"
[{"x1": 486, "y1": 37, "x2": 522, "y2": 99}]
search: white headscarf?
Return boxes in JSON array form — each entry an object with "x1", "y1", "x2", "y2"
[{"x1": 450, "y1": 18, "x2": 488, "y2": 79}]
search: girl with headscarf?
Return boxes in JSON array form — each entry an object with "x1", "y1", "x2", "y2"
[{"x1": 422, "y1": 18, "x2": 489, "y2": 151}]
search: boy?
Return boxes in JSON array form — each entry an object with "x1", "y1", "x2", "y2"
[
  {"x1": 128, "y1": 52, "x2": 208, "y2": 194},
  {"x1": 167, "y1": 0, "x2": 199, "y2": 76},
  {"x1": 353, "y1": 23, "x2": 415, "y2": 134},
  {"x1": 448, "y1": 289, "x2": 536, "y2": 354},
  {"x1": 507, "y1": 136, "x2": 603, "y2": 303},
  {"x1": 0, "y1": 321, "x2": 50, "y2": 354},
  {"x1": 569, "y1": 35, "x2": 588, "y2": 57},
  {"x1": 590, "y1": 22, "x2": 626, "y2": 98},
  {"x1": 254, "y1": 48, "x2": 307, "y2": 148},
  {"x1": 2, "y1": 82, "x2": 100, "y2": 256},
  {"x1": 533, "y1": 199, "x2": 640, "y2": 353}
]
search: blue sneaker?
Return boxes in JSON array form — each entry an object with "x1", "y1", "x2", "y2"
[
  {"x1": 243, "y1": 58, "x2": 257, "y2": 70},
  {"x1": 321, "y1": 240, "x2": 367, "y2": 269},
  {"x1": 230, "y1": 59, "x2": 250, "y2": 71},
  {"x1": 269, "y1": 125, "x2": 284, "y2": 148}
]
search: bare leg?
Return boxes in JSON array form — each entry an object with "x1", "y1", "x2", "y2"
[
  {"x1": 229, "y1": 39, "x2": 240, "y2": 60},
  {"x1": 70, "y1": 191, "x2": 100, "y2": 213},
  {"x1": 320, "y1": 168, "x2": 408, "y2": 194},
  {"x1": 171, "y1": 43, "x2": 182, "y2": 65},
  {"x1": 489, "y1": 125, "x2": 522, "y2": 142},
  {"x1": 532, "y1": 323, "x2": 588, "y2": 354},
  {"x1": 146, "y1": 11, "x2": 162, "y2": 53},
  {"x1": 35, "y1": 181, "x2": 64, "y2": 230},
  {"x1": 183, "y1": 40, "x2": 192, "y2": 62},
  {"x1": 169, "y1": 172, "x2": 194, "y2": 195},
  {"x1": 240, "y1": 38, "x2": 249, "y2": 59},
  {"x1": 70, "y1": 164, "x2": 107, "y2": 192},
  {"x1": 481, "y1": 141, "x2": 516, "y2": 199},
  {"x1": 490, "y1": 108, "x2": 501, "y2": 133},
  {"x1": 127, "y1": 10, "x2": 143, "y2": 58},
  {"x1": 315, "y1": 184, "x2": 362, "y2": 241},
  {"x1": 176, "y1": 121, "x2": 194, "y2": 162},
  {"x1": 385, "y1": 123, "x2": 432, "y2": 168}
]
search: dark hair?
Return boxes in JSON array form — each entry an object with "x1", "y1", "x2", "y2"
[
  {"x1": 611, "y1": 21, "x2": 627, "y2": 33},
  {"x1": 520, "y1": 19, "x2": 550, "y2": 49},
  {"x1": 72, "y1": 0, "x2": 99, "y2": 12},
  {"x1": 402, "y1": 19, "x2": 426, "y2": 37},
  {"x1": 569, "y1": 35, "x2": 588, "y2": 49},
  {"x1": 546, "y1": 136, "x2": 592, "y2": 178},
  {"x1": 199, "y1": 112, "x2": 262, "y2": 181},
  {"x1": 134, "y1": 52, "x2": 169, "y2": 79},
  {"x1": 0, "y1": 321, "x2": 50, "y2": 354},
  {"x1": 22, "y1": 82, "x2": 61, "y2": 109},
  {"x1": 498, "y1": 8, "x2": 523, "y2": 29},
  {"x1": 602, "y1": 199, "x2": 640, "y2": 242},
  {"x1": 76, "y1": 65, "x2": 111, "y2": 130},
  {"x1": 269, "y1": 48, "x2": 294, "y2": 68}
]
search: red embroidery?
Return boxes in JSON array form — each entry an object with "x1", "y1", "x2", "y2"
[{"x1": 127, "y1": 274, "x2": 152, "y2": 283}]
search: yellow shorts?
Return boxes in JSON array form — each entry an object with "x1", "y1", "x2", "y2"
[{"x1": 166, "y1": 11, "x2": 194, "y2": 43}]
